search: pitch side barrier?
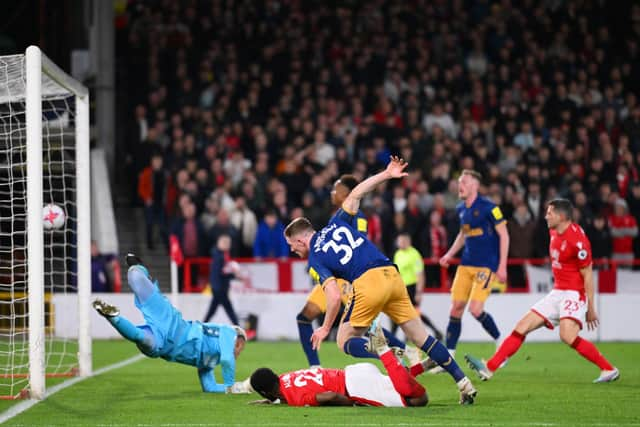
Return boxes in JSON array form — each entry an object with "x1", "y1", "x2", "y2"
[{"x1": 174, "y1": 257, "x2": 636, "y2": 294}]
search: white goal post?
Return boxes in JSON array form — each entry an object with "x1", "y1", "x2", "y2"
[{"x1": 0, "y1": 45, "x2": 91, "y2": 400}]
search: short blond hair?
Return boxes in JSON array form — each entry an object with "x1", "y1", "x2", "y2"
[
  {"x1": 284, "y1": 217, "x2": 314, "y2": 238},
  {"x1": 461, "y1": 169, "x2": 482, "y2": 182}
]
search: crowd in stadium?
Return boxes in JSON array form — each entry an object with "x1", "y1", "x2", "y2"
[{"x1": 118, "y1": 0, "x2": 640, "y2": 276}]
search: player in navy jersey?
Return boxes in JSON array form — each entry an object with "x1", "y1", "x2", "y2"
[
  {"x1": 284, "y1": 157, "x2": 477, "y2": 404},
  {"x1": 296, "y1": 175, "x2": 407, "y2": 367},
  {"x1": 433, "y1": 170, "x2": 509, "y2": 372},
  {"x1": 92, "y1": 254, "x2": 249, "y2": 393}
]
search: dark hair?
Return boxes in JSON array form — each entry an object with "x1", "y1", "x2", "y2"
[
  {"x1": 548, "y1": 198, "x2": 573, "y2": 220},
  {"x1": 337, "y1": 174, "x2": 359, "y2": 191},
  {"x1": 250, "y1": 368, "x2": 280, "y2": 401},
  {"x1": 461, "y1": 169, "x2": 482, "y2": 182},
  {"x1": 284, "y1": 217, "x2": 314, "y2": 238}
]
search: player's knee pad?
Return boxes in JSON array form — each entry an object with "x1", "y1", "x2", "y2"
[{"x1": 296, "y1": 312, "x2": 311, "y2": 324}]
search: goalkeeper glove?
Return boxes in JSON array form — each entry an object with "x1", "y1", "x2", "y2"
[{"x1": 229, "y1": 378, "x2": 253, "y2": 394}]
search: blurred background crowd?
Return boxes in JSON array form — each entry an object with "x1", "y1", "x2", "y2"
[{"x1": 115, "y1": 0, "x2": 640, "y2": 287}]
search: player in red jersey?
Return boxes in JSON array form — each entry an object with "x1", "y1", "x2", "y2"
[
  {"x1": 248, "y1": 325, "x2": 429, "y2": 407},
  {"x1": 464, "y1": 199, "x2": 619, "y2": 383}
]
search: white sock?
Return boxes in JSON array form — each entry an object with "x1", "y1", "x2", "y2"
[{"x1": 456, "y1": 376, "x2": 469, "y2": 388}]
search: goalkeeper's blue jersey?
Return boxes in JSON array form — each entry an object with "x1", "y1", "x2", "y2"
[
  {"x1": 307, "y1": 209, "x2": 391, "y2": 286},
  {"x1": 158, "y1": 321, "x2": 236, "y2": 370},
  {"x1": 135, "y1": 288, "x2": 237, "y2": 390}
]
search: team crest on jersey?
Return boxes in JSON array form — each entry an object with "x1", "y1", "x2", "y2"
[
  {"x1": 561, "y1": 240, "x2": 567, "y2": 251},
  {"x1": 473, "y1": 209, "x2": 479, "y2": 217}
]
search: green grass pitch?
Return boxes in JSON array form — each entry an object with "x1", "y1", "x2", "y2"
[{"x1": 1, "y1": 340, "x2": 639, "y2": 426}]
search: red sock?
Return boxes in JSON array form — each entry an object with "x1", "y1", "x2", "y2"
[
  {"x1": 409, "y1": 362, "x2": 425, "y2": 377},
  {"x1": 380, "y1": 351, "x2": 426, "y2": 398},
  {"x1": 571, "y1": 337, "x2": 614, "y2": 370},
  {"x1": 487, "y1": 331, "x2": 525, "y2": 372}
]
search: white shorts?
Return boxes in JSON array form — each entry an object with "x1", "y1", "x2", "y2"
[
  {"x1": 531, "y1": 289, "x2": 586, "y2": 330},
  {"x1": 344, "y1": 363, "x2": 405, "y2": 407}
]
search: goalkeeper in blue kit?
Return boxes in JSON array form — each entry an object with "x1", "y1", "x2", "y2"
[{"x1": 93, "y1": 254, "x2": 249, "y2": 393}]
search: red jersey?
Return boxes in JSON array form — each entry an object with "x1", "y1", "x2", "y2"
[
  {"x1": 549, "y1": 223, "x2": 592, "y2": 294},
  {"x1": 608, "y1": 213, "x2": 637, "y2": 255},
  {"x1": 279, "y1": 368, "x2": 347, "y2": 407}
]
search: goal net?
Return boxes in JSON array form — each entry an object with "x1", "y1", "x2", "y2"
[{"x1": 0, "y1": 46, "x2": 91, "y2": 400}]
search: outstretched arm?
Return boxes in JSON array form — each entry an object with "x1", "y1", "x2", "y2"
[{"x1": 342, "y1": 156, "x2": 409, "y2": 214}]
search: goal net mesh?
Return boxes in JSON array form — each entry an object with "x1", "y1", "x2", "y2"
[{"x1": 0, "y1": 54, "x2": 80, "y2": 399}]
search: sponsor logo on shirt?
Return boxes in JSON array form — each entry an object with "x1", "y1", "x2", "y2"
[{"x1": 491, "y1": 207, "x2": 504, "y2": 220}]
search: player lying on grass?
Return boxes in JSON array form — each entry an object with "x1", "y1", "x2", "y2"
[
  {"x1": 297, "y1": 174, "x2": 416, "y2": 367},
  {"x1": 465, "y1": 199, "x2": 619, "y2": 384},
  {"x1": 249, "y1": 324, "x2": 430, "y2": 407},
  {"x1": 93, "y1": 253, "x2": 249, "y2": 393}
]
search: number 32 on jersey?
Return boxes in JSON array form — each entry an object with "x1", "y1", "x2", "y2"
[{"x1": 321, "y1": 226, "x2": 363, "y2": 264}]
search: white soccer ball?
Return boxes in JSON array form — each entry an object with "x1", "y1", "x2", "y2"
[{"x1": 43, "y1": 203, "x2": 66, "y2": 230}]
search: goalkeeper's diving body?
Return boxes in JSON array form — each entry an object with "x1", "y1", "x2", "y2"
[{"x1": 93, "y1": 254, "x2": 248, "y2": 393}]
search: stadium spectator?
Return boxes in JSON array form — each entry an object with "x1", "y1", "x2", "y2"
[
  {"x1": 609, "y1": 198, "x2": 638, "y2": 266},
  {"x1": 229, "y1": 195, "x2": 258, "y2": 258},
  {"x1": 170, "y1": 202, "x2": 208, "y2": 258},
  {"x1": 209, "y1": 208, "x2": 240, "y2": 257},
  {"x1": 586, "y1": 215, "x2": 613, "y2": 261},
  {"x1": 507, "y1": 203, "x2": 537, "y2": 288},
  {"x1": 253, "y1": 210, "x2": 289, "y2": 259},
  {"x1": 137, "y1": 152, "x2": 167, "y2": 250},
  {"x1": 91, "y1": 241, "x2": 117, "y2": 293},
  {"x1": 170, "y1": 201, "x2": 207, "y2": 290}
]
